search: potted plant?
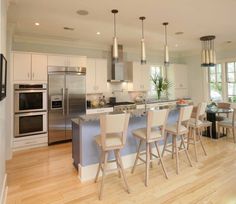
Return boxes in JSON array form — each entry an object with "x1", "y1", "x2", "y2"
[{"x1": 151, "y1": 73, "x2": 171, "y2": 100}]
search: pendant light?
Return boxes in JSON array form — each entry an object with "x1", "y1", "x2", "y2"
[
  {"x1": 111, "y1": 9, "x2": 119, "y2": 62},
  {"x1": 163, "y1": 22, "x2": 169, "y2": 66},
  {"x1": 139, "y1": 16, "x2": 146, "y2": 64},
  {"x1": 200, "y1": 35, "x2": 216, "y2": 67}
]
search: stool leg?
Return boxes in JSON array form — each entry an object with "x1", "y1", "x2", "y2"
[
  {"x1": 99, "y1": 151, "x2": 108, "y2": 200},
  {"x1": 233, "y1": 127, "x2": 236, "y2": 143},
  {"x1": 114, "y1": 150, "x2": 121, "y2": 178},
  {"x1": 116, "y1": 150, "x2": 130, "y2": 193},
  {"x1": 193, "y1": 128, "x2": 198, "y2": 162},
  {"x1": 149, "y1": 143, "x2": 153, "y2": 168},
  {"x1": 180, "y1": 134, "x2": 193, "y2": 167},
  {"x1": 131, "y1": 140, "x2": 142, "y2": 174},
  {"x1": 95, "y1": 150, "x2": 104, "y2": 183},
  {"x1": 187, "y1": 128, "x2": 191, "y2": 150},
  {"x1": 199, "y1": 135, "x2": 207, "y2": 156},
  {"x1": 145, "y1": 142, "x2": 150, "y2": 186},
  {"x1": 155, "y1": 141, "x2": 168, "y2": 179},
  {"x1": 174, "y1": 136, "x2": 179, "y2": 174},
  {"x1": 172, "y1": 136, "x2": 174, "y2": 159},
  {"x1": 161, "y1": 133, "x2": 168, "y2": 158}
]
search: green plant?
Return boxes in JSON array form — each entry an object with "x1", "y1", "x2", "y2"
[{"x1": 151, "y1": 73, "x2": 172, "y2": 99}]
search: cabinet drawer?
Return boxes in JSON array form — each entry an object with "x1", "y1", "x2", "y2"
[
  {"x1": 136, "y1": 104, "x2": 145, "y2": 109},
  {"x1": 13, "y1": 136, "x2": 48, "y2": 148}
]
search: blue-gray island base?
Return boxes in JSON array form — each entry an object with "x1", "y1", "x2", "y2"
[{"x1": 72, "y1": 109, "x2": 178, "y2": 182}]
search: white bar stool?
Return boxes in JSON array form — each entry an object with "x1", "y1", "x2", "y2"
[
  {"x1": 131, "y1": 109, "x2": 169, "y2": 186},
  {"x1": 161, "y1": 105, "x2": 193, "y2": 174},
  {"x1": 94, "y1": 113, "x2": 130, "y2": 200}
]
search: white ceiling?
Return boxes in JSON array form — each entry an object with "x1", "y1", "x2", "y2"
[{"x1": 7, "y1": 0, "x2": 236, "y2": 52}]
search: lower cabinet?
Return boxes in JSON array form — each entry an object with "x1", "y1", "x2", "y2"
[{"x1": 13, "y1": 134, "x2": 48, "y2": 151}]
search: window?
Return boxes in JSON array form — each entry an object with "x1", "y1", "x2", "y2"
[
  {"x1": 208, "y1": 64, "x2": 223, "y2": 101},
  {"x1": 149, "y1": 66, "x2": 163, "y2": 96},
  {"x1": 226, "y1": 62, "x2": 236, "y2": 102}
]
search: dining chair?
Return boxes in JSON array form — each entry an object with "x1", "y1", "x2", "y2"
[
  {"x1": 131, "y1": 109, "x2": 169, "y2": 186},
  {"x1": 217, "y1": 108, "x2": 236, "y2": 143},
  {"x1": 94, "y1": 113, "x2": 130, "y2": 200},
  {"x1": 161, "y1": 105, "x2": 193, "y2": 174},
  {"x1": 216, "y1": 102, "x2": 231, "y2": 121},
  {"x1": 187, "y1": 102, "x2": 208, "y2": 162}
]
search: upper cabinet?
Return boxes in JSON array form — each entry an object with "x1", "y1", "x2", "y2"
[
  {"x1": 48, "y1": 55, "x2": 86, "y2": 67},
  {"x1": 13, "y1": 52, "x2": 48, "y2": 82},
  {"x1": 128, "y1": 62, "x2": 150, "y2": 91},
  {"x1": 167, "y1": 64, "x2": 189, "y2": 98},
  {"x1": 86, "y1": 58, "x2": 107, "y2": 94}
]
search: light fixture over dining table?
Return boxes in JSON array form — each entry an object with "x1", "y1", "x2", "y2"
[{"x1": 200, "y1": 35, "x2": 216, "y2": 67}]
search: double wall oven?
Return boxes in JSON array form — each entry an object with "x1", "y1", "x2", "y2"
[{"x1": 14, "y1": 84, "x2": 47, "y2": 138}]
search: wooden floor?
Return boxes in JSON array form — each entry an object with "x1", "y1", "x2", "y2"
[{"x1": 6, "y1": 137, "x2": 236, "y2": 204}]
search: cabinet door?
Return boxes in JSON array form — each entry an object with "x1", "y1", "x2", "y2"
[
  {"x1": 174, "y1": 65, "x2": 188, "y2": 88},
  {"x1": 141, "y1": 64, "x2": 150, "y2": 91},
  {"x1": 68, "y1": 56, "x2": 87, "y2": 67},
  {"x1": 95, "y1": 59, "x2": 107, "y2": 93},
  {"x1": 13, "y1": 53, "x2": 31, "y2": 81},
  {"x1": 132, "y1": 62, "x2": 142, "y2": 91},
  {"x1": 31, "y1": 54, "x2": 48, "y2": 81},
  {"x1": 48, "y1": 55, "x2": 67, "y2": 67},
  {"x1": 86, "y1": 59, "x2": 96, "y2": 94}
]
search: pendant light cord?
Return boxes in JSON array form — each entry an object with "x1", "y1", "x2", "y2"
[
  {"x1": 142, "y1": 19, "x2": 144, "y2": 38},
  {"x1": 165, "y1": 24, "x2": 167, "y2": 45},
  {"x1": 114, "y1": 13, "x2": 116, "y2": 37}
]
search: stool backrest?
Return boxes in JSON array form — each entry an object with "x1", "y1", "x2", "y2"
[
  {"x1": 100, "y1": 113, "x2": 130, "y2": 149},
  {"x1": 147, "y1": 109, "x2": 169, "y2": 139},
  {"x1": 177, "y1": 105, "x2": 193, "y2": 132}
]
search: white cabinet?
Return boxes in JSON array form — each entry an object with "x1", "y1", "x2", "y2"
[
  {"x1": 167, "y1": 64, "x2": 189, "y2": 99},
  {"x1": 48, "y1": 55, "x2": 86, "y2": 67},
  {"x1": 86, "y1": 58, "x2": 107, "y2": 94},
  {"x1": 13, "y1": 52, "x2": 48, "y2": 82},
  {"x1": 128, "y1": 62, "x2": 150, "y2": 91}
]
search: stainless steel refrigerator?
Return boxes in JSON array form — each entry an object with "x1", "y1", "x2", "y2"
[{"x1": 48, "y1": 67, "x2": 86, "y2": 144}]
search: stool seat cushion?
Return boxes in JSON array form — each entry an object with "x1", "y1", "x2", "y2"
[
  {"x1": 95, "y1": 133, "x2": 122, "y2": 148},
  {"x1": 166, "y1": 123, "x2": 188, "y2": 134},
  {"x1": 132, "y1": 128, "x2": 162, "y2": 141},
  {"x1": 189, "y1": 118, "x2": 203, "y2": 127},
  {"x1": 218, "y1": 119, "x2": 236, "y2": 127},
  {"x1": 201, "y1": 120, "x2": 212, "y2": 127}
]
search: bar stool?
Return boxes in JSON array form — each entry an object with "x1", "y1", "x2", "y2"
[
  {"x1": 187, "y1": 102, "x2": 208, "y2": 162},
  {"x1": 161, "y1": 105, "x2": 193, "y2": 174},
  {"x1": 94, "y1": 113, "x2": 130, "y2": 200},
  {"x1": 131, "y1": 109, "x2": 169, "y2": 186}
]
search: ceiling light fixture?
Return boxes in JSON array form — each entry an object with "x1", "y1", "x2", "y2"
[
  {"x1": 96, "y1": 31, "x2": 101, "y2": 35},
  {"x1": 200, "y1": 35, "x2": 216, "y2": 67},
  {"x1": 63, "y1": 27, "x2": 74, "y2": 31},
  {"x1": 139, "y1": 16, "x2": 146, "y2": 64},
  {"x1": 175, "y1": 31, "x2": 184, "y2": 35},
  {"x1": 76, "y1": 10, "x2": 89, "y2": 16},
  {"x1": 35, "y1": 22, "x2": 40, "y2": 26},
  {"x1": 111, "y1": 9, "x2": 119, "y2": 62},
  {"x1": 163, "y1": 22, "x2": 169, "y2": 66}
]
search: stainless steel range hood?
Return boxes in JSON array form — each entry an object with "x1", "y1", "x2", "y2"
[{"x1": 108, "y1": 45, "x2": 132, "y2": 83}]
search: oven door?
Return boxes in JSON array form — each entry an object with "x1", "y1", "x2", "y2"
[
  {"x1": 14, "y1": 90, "x2": 47, "y2": 113},
  {"x1": 14, "y1": 112, "x2": 47, "y2": 137}
]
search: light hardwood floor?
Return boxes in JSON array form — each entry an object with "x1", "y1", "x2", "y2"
[{"x1": 6, "y1": 137, "x2": 236, "y2": 204}]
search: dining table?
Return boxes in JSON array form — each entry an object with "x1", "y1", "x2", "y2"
[{"x1": 205, "y1": 106, "x2": 234, "y2": 139}]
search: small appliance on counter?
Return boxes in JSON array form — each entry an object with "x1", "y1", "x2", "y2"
[{"x1": 109, "y1": 97, "x2": 116, "y2": 105}]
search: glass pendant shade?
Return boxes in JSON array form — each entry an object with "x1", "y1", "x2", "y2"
[
  {"x1": 139, "y1": 16, "x2": 146, "y2": 64},
  {"x1": 200, "y1": 35, "x2": 216, "y2": 67},
  {"x1": 111, "y1": 9, "x2": 119, "y2": 62},
  {"x1": 163, "y1": 22, "x2": 169, "y2": 66}
]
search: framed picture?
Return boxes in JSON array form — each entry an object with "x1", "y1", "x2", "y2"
[{"x1": 0, "y1": 54, "x2": 7, "y2": 101}]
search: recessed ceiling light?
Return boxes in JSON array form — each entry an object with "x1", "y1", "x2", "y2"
[
  {"x1": 226, "y1": 41, "x2": 232, "y2": 44},
  {"x1": 96, "y1": 32, "x2": 101, "y2": 35},
  {"x1": 76, "y1": 10, "x2": 89, "y2": 16},
  {"x1": 175, "y1": 44, "x2": 178, "y2": 47},
  {"x1": 175, "y1": 31, "x2": 184, "y2": 35},
  {"x1": 63, "y1": 27, "x2": 74, "y2": 31},
  {"x1": 35, "y1": 22, "x2": 40, "y2": 26}
]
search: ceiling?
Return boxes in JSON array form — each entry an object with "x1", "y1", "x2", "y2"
[{"x1": 7, "y1": 0, "x2": 236, "y2": 52}]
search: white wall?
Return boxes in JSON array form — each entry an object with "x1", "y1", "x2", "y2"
[{"x1": 0, "y1": 0, "x2": 7, "y2": 202}]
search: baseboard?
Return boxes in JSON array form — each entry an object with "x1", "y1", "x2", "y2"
[
  {"x1": 78, "y1": 144, "x2": 166, "y2": 182},
  {"x1": 0, "y1": 174, "x2": 7, "y2": 204}
]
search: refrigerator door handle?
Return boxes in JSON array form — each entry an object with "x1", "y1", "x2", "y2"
[
  {"x1": 62, "y1": 88, "x2": 65, "y2": 116},
  {"x1": 66, "y1": 88, "x2": 69, "y2": 115}
]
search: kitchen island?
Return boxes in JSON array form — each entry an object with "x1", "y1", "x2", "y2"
[{"x1": 72, "y1": 106, "x2": 180, "y2": 182}]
